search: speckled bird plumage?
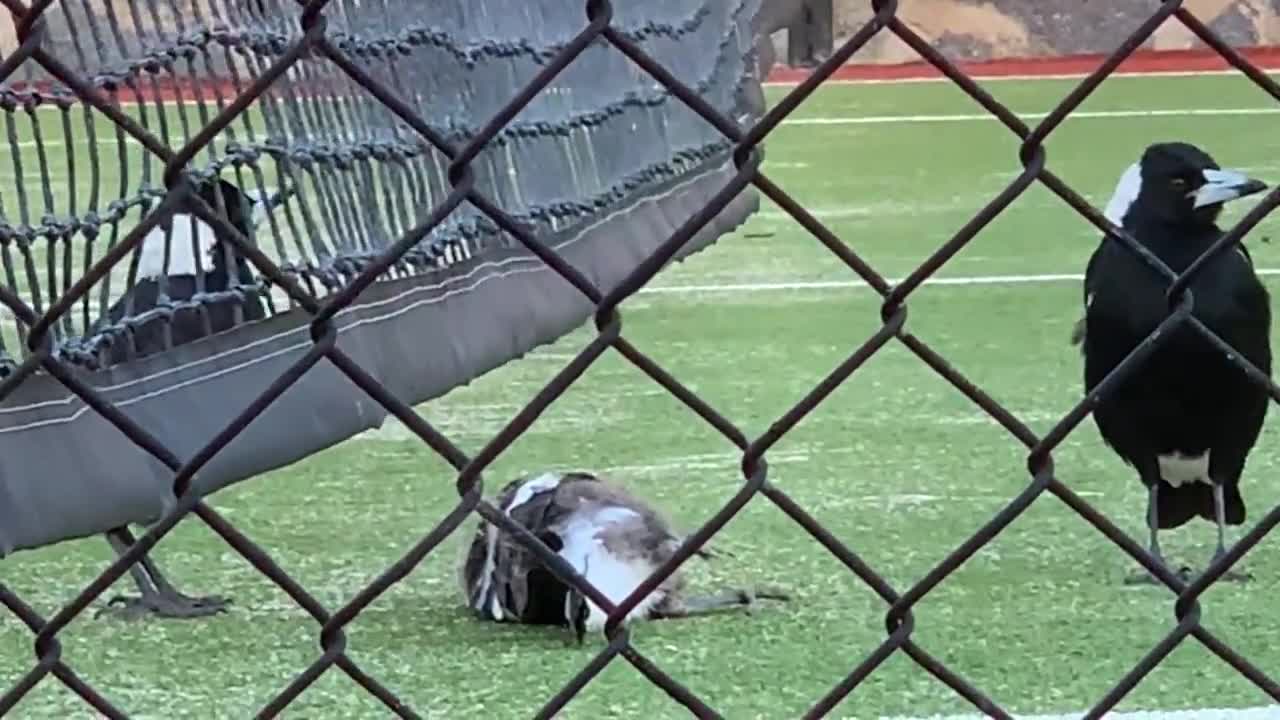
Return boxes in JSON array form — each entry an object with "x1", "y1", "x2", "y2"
[
  {"x1": 460, "y1": 471, "x2": 690, "y2": 632},
  {"x1": 459, "y1": 470, "x2": 787, "y2": 640}
]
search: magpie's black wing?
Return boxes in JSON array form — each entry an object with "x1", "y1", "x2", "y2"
[
  {"x1": 1186, "y1": 244, "x2": 1273, "y2": 492},
  {"x1": 1237, "y1": 240, "x2": 1255, "y2": 266},
  {"x1": 1083, "y1": 237, "x2": 1105, "y2": 304},
  {"x1": 1071, "y1": 239, "x2": 1107, "y2": 346},
  {"x1": 1213, "y1": 247, "x2": 1271, "y2": 377}
]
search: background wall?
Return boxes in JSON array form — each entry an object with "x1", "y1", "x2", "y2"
[{"x1": 769, "y1": 0, "x2": 1280, "y2": 64}]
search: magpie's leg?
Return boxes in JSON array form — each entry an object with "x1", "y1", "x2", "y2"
[
  {"x1": 95, "y1": 527, "x2": 229, "y2": 620},
  {"x1": 648, "y1": 586, "x2": 790, "y2": 621},
  {"x1": 564, "y1": 553, "x2": 592, "y2": 646},
  {"x1": 566, "y1": 588, "x2": 589, "y2": 646},
  {"x1": 1208, "y1": 483, "x2": 1252, "y2": 584},
  {"x1": 1124, "y1": 483, "x2": 1190, "y2": 586}
]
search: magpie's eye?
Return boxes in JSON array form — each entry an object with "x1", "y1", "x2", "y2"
[{"x1": 1170, "y1": 177, "x2": 1189, "y2": 189}]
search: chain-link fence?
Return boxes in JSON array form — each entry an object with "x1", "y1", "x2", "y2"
[{"x1": 3, "y1": 0, "x2": 1280, "y2": 717}]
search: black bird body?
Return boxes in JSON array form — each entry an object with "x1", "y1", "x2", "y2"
[
  {"x1": 1078, "y1": 141, "x2": 1271, "y2": 581},
  {"x1": 1084, "y1": 221, "x2": 1271, "y2": 527}
]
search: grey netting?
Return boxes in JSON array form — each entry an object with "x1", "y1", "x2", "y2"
[{"x1": 0, "y1": 0, "x2": 765, "y2": 554}]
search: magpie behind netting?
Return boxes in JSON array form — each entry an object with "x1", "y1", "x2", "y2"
[
  {"x1": 94, "y1": 175, "x2": 277, "y2": 619},
  {"x1": 96, "y1": 176, "x2": 273, "y2": 366},
  {"x1": 459, "y1": 471, "x2": 789, "y2": 643},
  {"x1": 1073, "y1": 141, "x2": 1271, "y2": 585}
]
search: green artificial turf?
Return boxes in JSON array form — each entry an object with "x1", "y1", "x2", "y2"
[{"x1": 3, "y1": 71, "x2": 1280, "y2": 719}]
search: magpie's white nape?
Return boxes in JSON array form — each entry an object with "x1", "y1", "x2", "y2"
[
  {"x1": 1077, "y1": 141, "x2": 1272, "y2": 586},
  {"x1": 1102, "y1": 162, "x2": 1143, "y2": 226}
]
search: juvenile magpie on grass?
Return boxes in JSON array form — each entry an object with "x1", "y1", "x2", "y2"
[
  {"x1": 1074, "y1": 141, "x2": 1271, "y2": 585},
  {"x1": 459, "y1": 471, "x2": 789, "y2": 642},
  {"x1": 94, "y1": 175, "x2": 275, "y2": 619}
]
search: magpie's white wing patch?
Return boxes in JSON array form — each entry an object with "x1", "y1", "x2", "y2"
[
  {"x1": 245, "y1": 187, "x2": 273, "y2": 226},
  {"x1": 504, "y1": 471, "x2": 562, "y2": 512},
  {"x1": 136, "y1": 213, "x2": 219, "y2": 278}
]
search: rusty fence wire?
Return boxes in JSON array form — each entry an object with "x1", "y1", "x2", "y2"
[{"x1": 4, "y1": 0, "x2": 1280, "y2": 717}]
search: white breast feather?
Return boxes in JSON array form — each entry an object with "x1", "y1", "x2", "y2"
[{"x1": 558, "y1": 507, "x2": 665, "y2": 631}]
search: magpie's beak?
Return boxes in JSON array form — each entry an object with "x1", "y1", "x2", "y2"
[{"x1": 1191, "y1": 168, "x2": 1268, "y2": 209}]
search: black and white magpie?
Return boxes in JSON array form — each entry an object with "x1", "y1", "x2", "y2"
[
  {"x1": 459, "y1": 471, "x2": 789, "y2": 642},
  {"x1": 97, "y1": 176, "x2": 271, "y2": 365},
  {"x1": 95, "y1": 176, "x2": 274, "y2": 619},
  {"x1": 1076, "y1": 141, "x2": 1271, "y2": 584}
]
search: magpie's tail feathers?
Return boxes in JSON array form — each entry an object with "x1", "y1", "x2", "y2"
[
  {"x1": 1225, "y1": 482, "x2": 1247, "y2": 525},
  {"x1": 1156, "y1": 482, "x2": 1247, "y2": 529},
  {"x1": 1155, "y1": 483, "x2": 1206, "y2": 530},
  {"x1": 1191, "y1": 482, "x2": 1246, "y2": 526}
]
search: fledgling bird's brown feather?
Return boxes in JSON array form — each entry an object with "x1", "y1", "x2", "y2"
[{"x1": 459, "y1": 470, "x2": 787, "y2": 640}]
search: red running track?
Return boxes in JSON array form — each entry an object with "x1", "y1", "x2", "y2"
[{"x1": 764, "y1": 46, "x2": 1280, "y2": 84}]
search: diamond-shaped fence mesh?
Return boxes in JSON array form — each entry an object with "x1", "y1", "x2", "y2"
[{"x1": 2, "y1": 0, "x2": 1280, "y2": 717}]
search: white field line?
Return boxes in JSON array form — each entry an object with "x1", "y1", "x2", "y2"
[
  {"x1": 780, "y1": 107, "x2": 1280, "y2": 126},
  {"x1": 883, "y1": 707, "x2": 1280, "y2": 720},
  {"x1": 22, "y1": 70, "x2": 1256, "y2": 121},
  {"x1": 10, "y1": 70, "x2": 1265, "y2": 115},
  {"x1": 762, "y1": 67, "x2": 1275, "y2": 87},
  {"x1": 9, "y1": 108, "x2": 1277, "y2": 149},
  {"x1": 8, "y1": 134, "x2": 204, "y2": 150},
  {"x1": 360, "y1": 408, "x2": 1072, "y2": 445},
  {"x1": 5, "y1": 106, "x2": 1278, "y2": 150},
  {"x1": 637, "y1": 269, "x2": 1280, "y2": 295},
  {"x1": 370, "y1": 446, "x2": 1105, "y2": 501}
]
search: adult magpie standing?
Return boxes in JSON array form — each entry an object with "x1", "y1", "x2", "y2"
[
  {"x1": 1075, "y1": 141, "x2": 1271, "y2": 585},
  {"x1": 94, "y1": 175, "x2": 273, "y2": 618}
]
